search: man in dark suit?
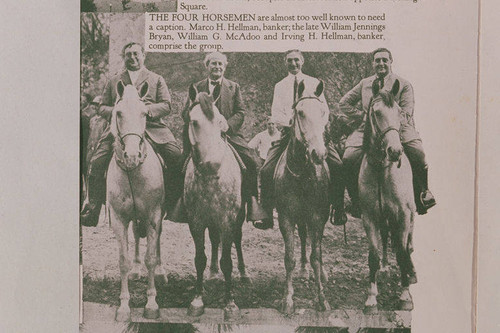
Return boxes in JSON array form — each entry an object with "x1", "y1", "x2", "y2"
[
  {"x1": 178, "y1": 52, "x2": 266, "y2": 221},
  {"x1": 80, "y1": 42, "x2": 183, "y2": 227}
]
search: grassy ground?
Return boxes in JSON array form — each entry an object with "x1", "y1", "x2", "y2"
[{"x1": 82, "y1": 212, "x2": 404, "y2": 312}]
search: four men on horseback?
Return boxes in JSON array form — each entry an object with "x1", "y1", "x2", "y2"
[
  {"x1": 80, "y1": 42, "x2": 183, "y2": 227},
  {"x1": 339, "y1": 48, "x2": 436, "y2": 215},
  {"x1": 81, "y1": 45, "x2": 435, "y2": 228}
]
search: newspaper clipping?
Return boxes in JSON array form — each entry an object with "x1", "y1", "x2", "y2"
[{"x1": 79, "y1": 0, "x2": 477, "y2": 332}]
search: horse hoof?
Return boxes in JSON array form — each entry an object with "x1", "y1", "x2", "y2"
[
  {"x1": 399, "y1": 300, "x2": 414, "y2": 311},
  {"x1": 316, "y1": 300, "x2": 331, "y2": 312},
  {"x1": 298, "y1": 268, "x2": 309, "y2": 280},
  {"x1": 240, "y1": 275, "x2": 252, "y2": 284},
  {"x1": 115, "y1": 308, "x2": 131, "y2": 322},
  {"x1": 363, "y1": 305, "x2": 378, "y2": 315},
  {"x1": 144, "y1": 307, "x2": 160, "y2": 319},
  {"x1": 282, "y1": 300, "x2": 295, "y2": 315},
  {"x1": 187, "y1": 297, "x2": 205, "y2": 317},
  {"x1": 208, "y1": 270, "x2": 219, "y2": 280},
  {"x1": 224, "y1": 301, "x2": 241, "y2": 321}
]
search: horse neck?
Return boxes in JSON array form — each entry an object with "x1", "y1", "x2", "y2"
[{"x1": 286, "y1": 135, "x2": 312, "y2": 177}]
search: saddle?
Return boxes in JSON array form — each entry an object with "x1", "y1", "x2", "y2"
[{"x1": 181, "y1": 140, "x2": 247, "y2": 174}]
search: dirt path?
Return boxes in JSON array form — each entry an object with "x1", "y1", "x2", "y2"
[{"x1": 82, "y1": 212, "x2": 403, "y2": 311}]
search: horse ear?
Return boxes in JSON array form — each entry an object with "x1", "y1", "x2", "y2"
[
  {"x1": 314, "y1": 80, "x2": 324, "y2": 97},
  {"x1": 297, "y1": 80, "x2": 305, "y2": 99},
  {"x1": 117, "y1": 80, "x2": 125, "y2": 99},
  {"x1": 189, "y1": 84, "x2": 197, "y2": 103},
  {"x1": 138, "y1": 81, "x2": 149, "y2": 99},
  {"x1": 372, "y1": 79, "x2": 380, "y2": 96},
  {"x1": 390, "y1": 79, "x2": 400, "y2": 96}
]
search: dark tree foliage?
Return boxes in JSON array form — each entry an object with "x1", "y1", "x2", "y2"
[
  {"x1": 81, "y1": 0, "x2": 97, "y2": 12},
  {"x1": 80, "y1": 13, "x2": 109, "y2": 99},
  {"x1": 146, "y1": 52, "x2": 372, "y2": 142}
]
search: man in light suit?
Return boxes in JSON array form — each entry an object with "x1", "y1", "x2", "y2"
[
  {"x1": 80, "y1": 42, "x2": 183, "y2": 226},
  {"x1": 255, "y1": 50, "x2": 346, "y2": 229},
  {"x1": 178, "y1": 52, "x2": 266, "y2": 221},
  {"x1": 340, "y1": 48, "x2": 436, "y2": 215}
]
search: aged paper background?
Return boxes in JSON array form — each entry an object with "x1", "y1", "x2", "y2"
[
  {"x1": 0, "y1": 0, "x2": 479, "y2": 332},
  {"x1": 477, "y1": 0, "x2": 500, "y2": 332}
]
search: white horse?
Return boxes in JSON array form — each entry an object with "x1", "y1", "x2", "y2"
[{"x1": 107, "y1": 81, "x2": 166, "y2": 321}]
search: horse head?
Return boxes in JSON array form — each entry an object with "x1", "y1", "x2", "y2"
[
  {"x1": 111, "y1": 80, "x2": 149, "y2": 170},
  {"x1": 187, "y1": 84, "x2": 227, "y2": 174},
  {"x1": 368, "y1": 79, "x2": 402, "y2": 163},
  {"x1": 292, "y1": 80, "x2": 329, "y2": 165}
]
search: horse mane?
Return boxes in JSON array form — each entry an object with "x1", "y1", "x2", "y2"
[{"x1": 196, "y1": 92, "x2": 215, "y2": 121}]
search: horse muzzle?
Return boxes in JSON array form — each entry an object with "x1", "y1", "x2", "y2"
[
  {"x1": 310, "y1": 147, "x2": 326, "y2": 165},
  {"x1": 387, "y1": 146, "x2": 403, "y2": 163}
]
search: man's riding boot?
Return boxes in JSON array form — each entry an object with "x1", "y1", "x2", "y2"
[
  {"x1": 169, "y1": 197, "x2": 188, "y2": 223},
  {"x1": 331, "y1": 181, "x2": 348, "y2": 226},
  {"x1": 247, "y1": 196, "x2": 269, "y2": 222},
  {"x1": 80, "y1": 175, "x2": 105, "y2": 227},
  {"x1": 413, "y1": 166, "x2": 436, "y2": 215}
]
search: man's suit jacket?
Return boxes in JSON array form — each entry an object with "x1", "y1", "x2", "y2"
[
  {"x1": 98, "y1": 68, "x2": 175, "y2": 144},
  {"x1": 339, "y1": 73, "x2": 420, "y2": 147},
  {"x1": 183, "y1": 77, "x2": 245, "y2": 137}
]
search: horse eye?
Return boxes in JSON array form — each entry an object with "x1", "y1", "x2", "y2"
[
  {"x1": 298, "y1": 110, "x2": 305, "y2": 118},
  {"x1": 116, "y1": 110, "x2": 123, "y2": 117}
]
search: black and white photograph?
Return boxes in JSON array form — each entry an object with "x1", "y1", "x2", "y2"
[
  {"x1": 81, "y1": 0, "x2": 177, "y2": 13},
  {"x1": 78, "y1": 11, "x2": 449, "y2": 332}
]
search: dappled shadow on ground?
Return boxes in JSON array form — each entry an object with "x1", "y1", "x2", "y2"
[{"x1": 83, "y1": 214, "x2": 405, "y2": 312}]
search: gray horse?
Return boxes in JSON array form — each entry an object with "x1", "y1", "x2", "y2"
[
  {"x1": 184, "y1": 87, "x2": 248, "y2": 321},
  {"x1": 274, "y1": 80, "x2": 331, "y2": 314},
  {"x1": 359, "y1": 80, "x2": 417, "y2": 313}
]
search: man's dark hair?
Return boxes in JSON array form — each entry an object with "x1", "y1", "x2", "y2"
[
  {"x1": 122, "y1": 42, "x2": 144, "y2": 57},
  {"x1": 372, "y1": 48, "x2": 393, "y2": 61},
  {"x1": 284, "y1": 49, "x2": 304, "y2": 62}
]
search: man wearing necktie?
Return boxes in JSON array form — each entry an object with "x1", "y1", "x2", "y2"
[
  {"x1": 340, "y1": 48, "x2": 436, "y2": 215},
  {"x1": 177, "y1": 52, "x2": 267, "y2": 222},
  {"x1": 255, "y1": 50, "x2": 346, "y2": 229},
  {"x1": 80, "y1": 42, "x2": 183, "y2": 227}
]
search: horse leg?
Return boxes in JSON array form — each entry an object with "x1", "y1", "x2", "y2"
[
  {"x1": 394, "y1": 212, "x2": 414, "y2": 311},
  {"x1": 143, "y1": 210, "x2": 162, "y2": 319},
  {"x1": 297, "y1": 223, "x2": 309, "y2": 280},
  {"x1": 380, "y1": 222, "x2": 389, "y2": 273},
  {"x1": 208, "y1": 224, "x2": 220, "y2": 280},
  {"x1": 155, "y1": 220, "x2": 167, "y2": 284},
  {"x1": 407, "y1": 231, "x2": 417, "y2": 284},
  {"x1": 187, "y1": 225, "x2": 206, "y2": 317},
  {"x1": 234, "y1": 213, "x2": 250, "y2": 283},
  {"x1": 130, "y1": 222, "x2": 142, "y2": 280},
  {"x1": 309, "y1": 221, "x2": 331, "y2": 312},
  {"x1": 220, "y1": 227, "x2": 240, "y2": 320},
  {"x1": 110, "y1": 210, "x2": 131, "y2": 322},
  {"x1": 279, "y1": 216, "x2": 296, "y2": 315},
  {"x1": 363, "y1": 215, "x2": 381, "y2": 314}
]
